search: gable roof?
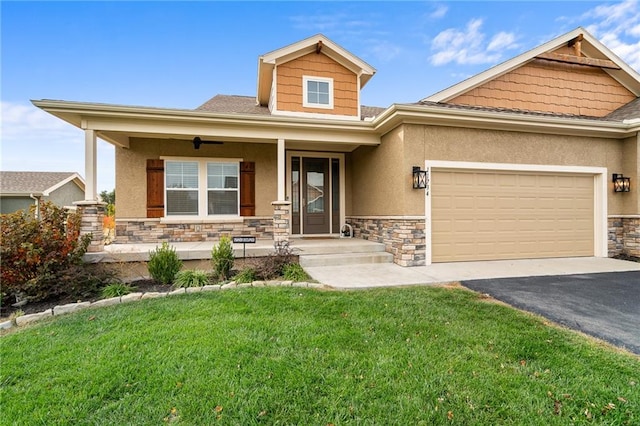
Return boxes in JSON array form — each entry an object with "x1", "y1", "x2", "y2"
[
  {"x1": 422, "y1": 27, "x2": 640, "y2": 103},
  {"x1": 257, "y1": 34, "x2": 376, "y2": 106},
  {"x1": 0, "y1": 171, "x2": 85, "y2": 196}
]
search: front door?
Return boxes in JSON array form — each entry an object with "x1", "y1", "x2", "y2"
[
  {"x1": 290, "y1": 154, "x2": 342, "y2": 235},
  {"x1": 302, "y1": 158, "x2": 329, "y2": 234}
]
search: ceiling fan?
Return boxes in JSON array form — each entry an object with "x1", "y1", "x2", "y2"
[{"x1": 193, "y1": 137, "x2": 223, "y2": 150}]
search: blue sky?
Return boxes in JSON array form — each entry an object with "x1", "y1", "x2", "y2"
[{"x1": 2, "y1": 1, "x2": 640, "y2": 193}]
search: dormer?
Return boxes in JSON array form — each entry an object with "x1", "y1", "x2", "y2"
[{"x1": 257, "y1": 34, "x2": 376, "y2": 120}]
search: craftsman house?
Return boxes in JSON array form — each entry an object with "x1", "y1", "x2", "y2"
[{"x1": 34, "y1": 28, "x2": 640, "y2": 265}]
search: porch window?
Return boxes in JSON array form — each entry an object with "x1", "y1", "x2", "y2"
[
  {"x1": 207, "y1": 163, "x2": 238, "y2": 215},
  {"x1": 303, "y1": 76, "x2": 333, "y2": 109},
  {"x1": 166, "y1": 161, "x2": 199, "y2": 216},
  {"x1": 165, "y1": 159, "x2": 239, "y2": 217}
]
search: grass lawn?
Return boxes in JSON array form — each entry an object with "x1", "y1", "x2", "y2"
[{"x1": 1, "y1": 286, "x2": 638, "y2": 425}]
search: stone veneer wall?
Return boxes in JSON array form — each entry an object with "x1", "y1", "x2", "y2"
[
  {"x1": 347, "y1": 217, "x2": 425, "y2": 266},
  {"x1": 115, "y1": 217, "x2": 273, "y2": 244},
  {"x1": 608, "y1": 216, "x2": 640, "y2": 258},
  {"x1": 76, "y1": 202, "x2": 106, "y2": 253}
]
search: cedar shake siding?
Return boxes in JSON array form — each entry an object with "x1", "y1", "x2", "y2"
[
  {"x1": 449, "y1": 58, "x2": 636, "y2": 117},
  {"x1": 276, "y1": 52, "x2": 358, "y2": 116}
]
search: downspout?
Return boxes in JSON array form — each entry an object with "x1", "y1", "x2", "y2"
[{"x1": 29, "y1": 194, "x2": 41, "y2": 219}]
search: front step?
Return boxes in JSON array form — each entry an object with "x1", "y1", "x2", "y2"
[{"x1": 299, "y1": 251, "x2": 393, "y2": 267}]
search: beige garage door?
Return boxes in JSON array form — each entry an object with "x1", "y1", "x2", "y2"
[{"x1": 431, "y1": 169, "x2": 594, "y2": 262}]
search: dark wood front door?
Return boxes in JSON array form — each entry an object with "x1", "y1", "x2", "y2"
[{"x1": 302, "y1": 158, "x2": 329, "y2": 234}]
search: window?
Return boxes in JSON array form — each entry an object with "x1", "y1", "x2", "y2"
[
  {"x1": 166, "y1": 160, "x2": 239, "y2": 217},
  {"x1": 166, "y1": 161, "x2": 199, "y2": 216},
  {"x1": 303, "y1": 76, "x2": 333, "y2": 109},
  {"x1": 207, "y1": 163, "x2": 238, "y2": 215}
]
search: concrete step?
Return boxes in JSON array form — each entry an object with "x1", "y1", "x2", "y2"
[
  {"x1": 299, "y1": 251, "x2": 393, "y2": 267},
  {"x1": 292, "y1": 240, "x2": 386, "y2": 256}
]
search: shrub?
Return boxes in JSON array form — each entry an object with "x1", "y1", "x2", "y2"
[
  {"x1": 211, "y1": 236, "x2": 234, "y2": 280},
  {"x1": 254, "y1": 240, "x2": 296, "y2": 280},
  {"x1": 101, "y1": 283, "x2": 135, "y2": 298},
  {"x1": 233, "y1": 268, "x2": 257, "y2": 284},
  {"x1": 148, "y1": 242, "x2": 182, "y2": 285},
  {"x1": 282, "y1": 263, "x2": 310, "y2": 282},
  {"x1": 174, "y1": 270, "x2": 210, "y2": 288},
  {"x1": 0, "y1": 202, "x2": 93, "y2": 305}
]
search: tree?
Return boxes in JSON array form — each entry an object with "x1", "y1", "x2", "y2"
[{"x1": 99, "y1": 189, "x2": 115, "y2": 205}]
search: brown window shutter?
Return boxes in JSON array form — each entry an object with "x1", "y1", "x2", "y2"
[
  {"x1": 239, "y1": 161, "x2": 255, "y2": 216},
  {"x1": 146, "y1": 159, "x2": 164, "y2": 218}
]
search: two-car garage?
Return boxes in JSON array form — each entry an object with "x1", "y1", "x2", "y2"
[{"x1": 426, "y1": 162, "x2": 607, "y2": 264}]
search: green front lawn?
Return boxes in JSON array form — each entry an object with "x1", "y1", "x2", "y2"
[{"x1": 1, "y1": 286, "x2": 638, "y2": 424}]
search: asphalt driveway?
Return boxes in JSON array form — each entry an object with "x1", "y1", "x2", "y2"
[{"x1": 463, "y1": 271, "x2": 640, "y2": 354}]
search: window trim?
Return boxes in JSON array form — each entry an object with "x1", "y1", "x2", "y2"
[
  {"x1": 302, "y1": 75, "x2": 334, "y2": 110},
  {"x1": 162, "y1": 157, "x2": 242, "y2": 220}
]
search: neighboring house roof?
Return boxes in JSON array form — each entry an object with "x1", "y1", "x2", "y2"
[
  {"x1": 257, "y1": 34, "x2": 376, "y2": 106},
  {"x1": 197, "y1": 94, "x2": 386, "y2": 120},
  {"x1": 422, "y1": 27, "x2": 640, "y2": 103},
  {"x1": 0, "y1": 171, "x2": 85, "y2": 196}
]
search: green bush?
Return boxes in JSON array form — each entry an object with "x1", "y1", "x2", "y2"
[
  {"x1": 282, "y1": 263, "x2": 310, "y2": 282},
  {"x1": 174, "y1": 270, "x2": 210, "y2": 288},
  {"x1": 0, "y1": 202, "x2": 94, "y2": 305},
  {"x1": 211, "y1": 236, "x2": 234, "y2": 280},
  {"x1": 101, "y1": 283, "x2": 135, "y2": 298},
  {"x1": 148, "y1": 242, "x2": 182, "y2": 285},
  {"x1": 233, "y1": 268, "x2": 257, "y2": 284}
]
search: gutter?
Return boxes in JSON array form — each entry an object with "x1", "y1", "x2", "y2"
[{"x1": 372, "y1": 103, "x2": 638, "y2": 139}]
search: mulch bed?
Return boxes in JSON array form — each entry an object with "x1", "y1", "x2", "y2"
[{"x1": 0, "y1": 279, "x2": 172, "y2": 320}]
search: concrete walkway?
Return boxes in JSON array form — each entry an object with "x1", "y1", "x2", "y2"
[{"x1": 304, "y1": 257, "x2": 640, "y2": 289}]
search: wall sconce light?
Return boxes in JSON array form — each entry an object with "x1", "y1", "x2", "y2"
[
  {"x1": 193, "y1": 137, "x2": 223, "y2": 150},
  {"x1": 612, "y1": 173, "x2": 630, "y2": 192},
  {"x1": 412, "y1": 166, "x2": 428, "y2": 189}
]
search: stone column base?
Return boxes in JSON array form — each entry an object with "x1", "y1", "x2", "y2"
[
  {"x1": 74, "y1": 201, "x2": 106, "y2": 253},
  {"x1": 271, "y1": 201, "x2": 291, "y2": 244}
]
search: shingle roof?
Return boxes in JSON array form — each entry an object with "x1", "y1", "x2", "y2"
[
  {"x1": 414, "y1": 101, "x2": 614, "y2": 121},
  {"x1": 196, "y1": 94, "x2": 385, "y2": 120},
  {"x1": 0, "y1": 171, "x2": 82, "y2": 194},
  {"x1": 606, "y1": 98, "x2": 640, "y2": 121}
]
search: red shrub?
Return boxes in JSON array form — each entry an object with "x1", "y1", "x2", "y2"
[{"x1": 0, "y1": 202, "x2": 92, "y2": 304}]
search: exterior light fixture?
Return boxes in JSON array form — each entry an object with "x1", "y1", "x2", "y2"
[
  {"x1": 612, "y1": 173, "x2": 630, "y2": 193},
  {"x1": 412, "y1": 166, "x2": 428, "y2": 189}
]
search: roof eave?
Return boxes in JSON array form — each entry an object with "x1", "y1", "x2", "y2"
[{"x1": 374, "y1": 103, "x2": 637, "y2": 139}]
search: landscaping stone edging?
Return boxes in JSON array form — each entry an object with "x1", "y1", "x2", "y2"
[{"x1": 0, "y1": 281, "x2": 328, "y2": 332}]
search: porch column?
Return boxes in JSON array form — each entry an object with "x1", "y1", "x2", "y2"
[
  {"x1": 277, "y1": 138, "x2": 285, "y2": 200},
  {"x1": 84, "y1": 129, "x2": 98, "y2": 201}
]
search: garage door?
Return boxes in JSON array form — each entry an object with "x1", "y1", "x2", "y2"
[{"x1": 431, "y1": 169, "x2": 594, "y2": 262}]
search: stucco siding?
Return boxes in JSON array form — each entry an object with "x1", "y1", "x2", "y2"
[
  {"x1": 0, "y1": 197, "x2": 34, "y2": 214},
  {"x1": 350, "y1": 127, "x2": 407, "y2": 216},
  {"x1": 354, "y1": 124, "x2": 629, "y2": 216},
  {"x1": 276, "y1": 52, "x2": 358, "y2": 116},
  {"x1": 621, "y1": 135, "x2": 639, "y2": 214},
  {"x1": 116, "y1": 138, "x2": 277, "y2": 218},
  {"x1": 449, "y1": 59, "x2": 635, "y2": 117},
  {"x1": 49, "y1": 181, "x2": 84, "y2": 207}
]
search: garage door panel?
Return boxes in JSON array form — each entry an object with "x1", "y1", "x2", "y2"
[{"x1": 432, "y1": 170, "x2": 594, "y2": 262}]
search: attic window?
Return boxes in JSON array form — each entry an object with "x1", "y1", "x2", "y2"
[{"x1": 303, "y1": 76, "x2": 333, "y2": 109}]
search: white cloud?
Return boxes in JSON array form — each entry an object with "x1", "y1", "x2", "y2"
[
  {"x1": 429, "y1": 4, "x2": 448, "y2": 20},
  {"x1": 366, "y1": 40, "x2": 403, "y2": 62},
  {"x1": 430, "y1": 19, "x2": 518, "y2": 66},
  {"x1": 1, "y1": 101, "x2": 115, "y2": 192},
  {"x1": 487, "y1": 32, "x2": 518, "y2": 52},
  {"x1": 579, "y1": 0, "x2": 640, "y2": 70}
]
